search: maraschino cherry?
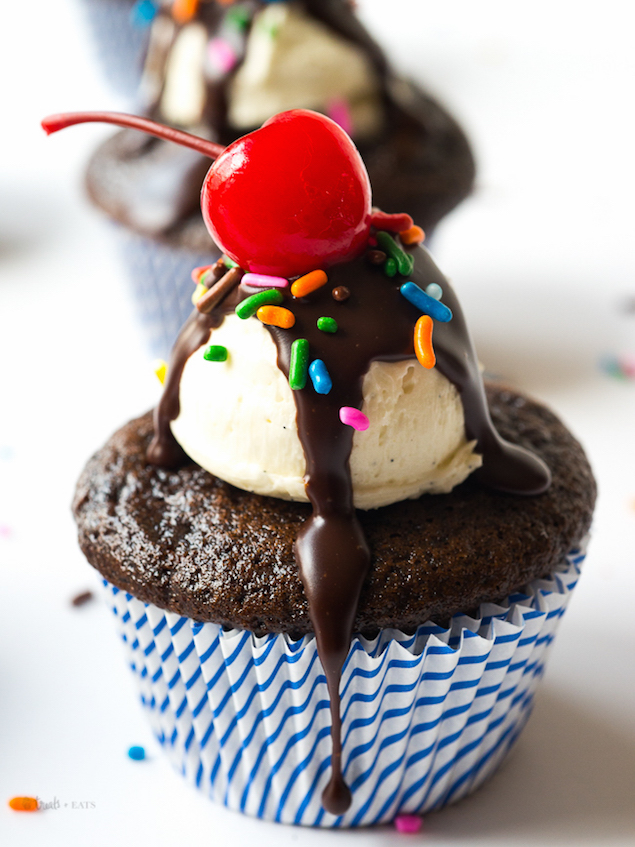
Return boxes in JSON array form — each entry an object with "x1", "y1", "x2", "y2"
[{"x1": 42, "y1": 109, "x2": 372, "y2": 278}]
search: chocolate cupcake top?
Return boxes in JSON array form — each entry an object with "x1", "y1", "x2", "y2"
[{"x1": 74, "y1": 384, "x2": 595, "y2": 635}]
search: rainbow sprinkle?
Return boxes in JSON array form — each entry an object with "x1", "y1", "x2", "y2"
[
  {"x1": 339, "y1": 407, "x2": 369, "y2": 431},
  {"x1": 235, "y1": 289, "x2": 283, "y2": 319},
  {"x1": 400, "y1": 282, "x2": 452, "y2": 322},
  {"x1": 203, "y1": 345, "x2": 228, "y2": 362},
  {"x1": 317, "y1": 317, "x2": 338, "y2": 333},
  {"x1": 289, "y1": 339, "x2": 309, "y2": 390},
  {"x1": 153, "y1": 359, "x2": 168, "y2": 384},
  {"x1": 242, "y1": 273, "x2": 288, "y2": 289},
  {"x1": 426, "y1": 283, "x2": 443, "y2": 300},
  {"x1": 376, "y1": 232, "x2": 414, "y2": 276},
  {"x1": 257, "y1": 305, "x2": 295, "y2": 329},
  {"x1": 309, "y1": 360, "x2": 332, "y2": 395},
  {"x1": 127, "y1": 745, "x2": 146, "y2": 761},
  {"x1": 291, "y1": 270, "x2": 328, "y2": 298}
]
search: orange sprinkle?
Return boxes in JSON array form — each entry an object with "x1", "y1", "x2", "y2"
[
  {"x1": 172, "y1": 0, "x2": 199, "y2": 24},
  {"x1": 9, "y1": 797, "x2": 39, "y2": 812},
  {"x1": 257, "y1": 305, "x2": 296, "y2": 329},
  {"x1": 400, "y1": 225, "x2": 426, "y2": 246},
  {"x1": 414, "y1": 315, "x2": 435, "y2": 369},
  {"x1": 290, "y1": 270, "x2": 328, "y2": 298}
]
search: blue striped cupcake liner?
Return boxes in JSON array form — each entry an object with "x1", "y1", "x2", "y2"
[
  {"x1": 116, "y1": 229, "x2": 219, "y2": 358},
  {"x1": 77, "y1": 0, "x2": 150, "y2": 100},
  {"x1": 103, "y1": 544, "x2": 586, "y2": 827}
]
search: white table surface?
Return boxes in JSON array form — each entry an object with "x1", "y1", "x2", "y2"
[{"x1": 1, "y1": 1, "x2": 634, "y2": 845}]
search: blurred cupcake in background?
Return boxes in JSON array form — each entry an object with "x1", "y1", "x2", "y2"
[
  {"x1": 78, "y1": 0, "x2": 152, "y2": 99},
  {"x1": 84, "y1": 0, "x2": 476, "y2": 355}
]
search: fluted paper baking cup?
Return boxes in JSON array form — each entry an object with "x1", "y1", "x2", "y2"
[
  {"x1": 116, "y1": 230, "x2": 218, "y2": 358},
  {"x1": 78, "y1": 0, "x2": 149, "y2": 100},
  {"x1": 103, "y1": 545, "x2": 585, "y2": 827}
]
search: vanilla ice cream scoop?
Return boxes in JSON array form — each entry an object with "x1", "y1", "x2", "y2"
[{"x1": 170, "y1": 314, "x2": 481, "y2": 510}]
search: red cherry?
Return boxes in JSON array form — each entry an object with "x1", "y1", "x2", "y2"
[
  {"x1": 201, "y1": 110, "x2": 372, "y2": 278},
  {"x1": 42, "y1": 109, "x2": 372, "y2": 278}
]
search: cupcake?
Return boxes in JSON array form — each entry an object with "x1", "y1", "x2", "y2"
[
  {"x1": 78, "y1": 0, "x2": 151, "y2": 99},
  {"x1": 45, "y1": 109, "x2": 595, "y2": 826},
  {"x1": 83, "y1": 0, "x2": 476, "y2": 355}
]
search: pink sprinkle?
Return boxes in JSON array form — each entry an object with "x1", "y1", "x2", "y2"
[
  {"x1": 208, "y1": 37, "x2": 238, "y2": 74},
  {"x1": 394, "y1": 814, "x2": 423, "y2": 834},
  {"x1": 0, "y1": 524, "x2": 13, "y2": 540},
  {"x1": 339, "y1": 407, "x2": 369, "y2": 431},
  {"x1": 242, "y1": 273, "x2": 289, "y2": 289},
  {"x1": 327, "y1": 97, "x2": 353, "y2": 137}
]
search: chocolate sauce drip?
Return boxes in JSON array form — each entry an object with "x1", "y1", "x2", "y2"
[{"x1": 148, "y1": 244, "x2": 550, "y2": 815}]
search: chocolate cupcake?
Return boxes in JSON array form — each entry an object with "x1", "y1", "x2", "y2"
[
  {"x1": 84, "y1": 0, "x2": 475, "y2": 355},
  {"x1": 44, "y1": 108, "x2": 594, "y2": 826}
]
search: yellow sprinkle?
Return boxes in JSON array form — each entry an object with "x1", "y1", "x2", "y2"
[
  {"x1": 191, "y1": 282, "x2": 207, "y2": 305},
  {"x1": 153, "y1": 359, "x2": 168, "y2": 385},
  {"x1": 414, "y1": 315, "x2": 435, "y2": 369},
  {"x1": 291, "y1": 270, "x2": 327, "y2": 298},
  {"x1": 257, "y1": 305, "x2": 296, "y2": 329}
]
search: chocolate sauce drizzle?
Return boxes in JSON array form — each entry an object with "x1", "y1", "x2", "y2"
[{"x1": 148, "y1": 243, "x2": 550, "y2": 815}]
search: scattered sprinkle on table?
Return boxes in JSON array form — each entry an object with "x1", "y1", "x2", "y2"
[
  {"x1": 127, "y1": 745, "x2": 146, "y2": 761},
  {"x1": 71, "y1": 591, "x2": 94, "y2": 608},
  {"x1": 8, "y1": 797, "x2": 39, "y2": 812},
  {"x1": 394, "y1": 814, "x2": 423, "y2": 833}
]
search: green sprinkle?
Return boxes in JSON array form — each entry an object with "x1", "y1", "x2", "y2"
[
  {"x1": 376, "y1": 231, "x2": 414, "y2": 276},
  {"x1": 235, "y1": 289, "x2": 283, "y2": 320},
  {"x1": 317, "y1": 316, "x2": 338, "y2": 334},
  {"x1": 384, "y1": 257, "x2": 397, "y2": 277},
  {"x1": 226, "y1": 7, "x2": 250, "y2": 30},
  {"x1": 223, "y1": 257, "x2": 238, "y2": 269},
  {"x1": 289, "y1": 339, "x2": 309, "y2": 390},
  {"x1": 203, "y1": 345, "x2": 228, "y2": 362}
]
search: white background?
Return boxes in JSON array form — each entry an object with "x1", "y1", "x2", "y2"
[{"x1": 1, "y1": 1, "x2": 634, "y2": 844}]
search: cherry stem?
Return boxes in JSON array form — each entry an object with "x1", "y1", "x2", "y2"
[{"x1": 41, "y1": 111, "x2": 226, "y2": 160}]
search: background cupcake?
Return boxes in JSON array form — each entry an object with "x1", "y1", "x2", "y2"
[{"x1": 83, "y1": 0, "x2": 476, "y2": 355}]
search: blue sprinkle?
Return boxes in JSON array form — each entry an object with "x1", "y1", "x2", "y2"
[
  {"x1": 130, "y1": 0, "x2": 158, "y2": 27},
  {"x1": 426, "y1": 283, "x2": 443, "y2": 301},
  {"x1": 308, "y1": 360, "x2": 333, "y2": 395},
  {"x1": 128, "y1": 745, "x2": 146, "y2": 761},
  {"x1": 400, "y1": 282, "x2": 452, "y2": 322}
]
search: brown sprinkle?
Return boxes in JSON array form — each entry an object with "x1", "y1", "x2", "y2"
[
  {"x1": 367, "y1": 250, "x2": 387, "y2": 265},
  {"x1": 71, "y1": 590, "x2": 94, "y2": 607},
  {"x1": 197, "y1": 267, "x2": 244, "y2": 314},
  {"x1": 201, "y1": 259, "x2": 227, "y2": 289},
  {"x1": 332, "y1": 286, "x2": 350, "y2": 302}
]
